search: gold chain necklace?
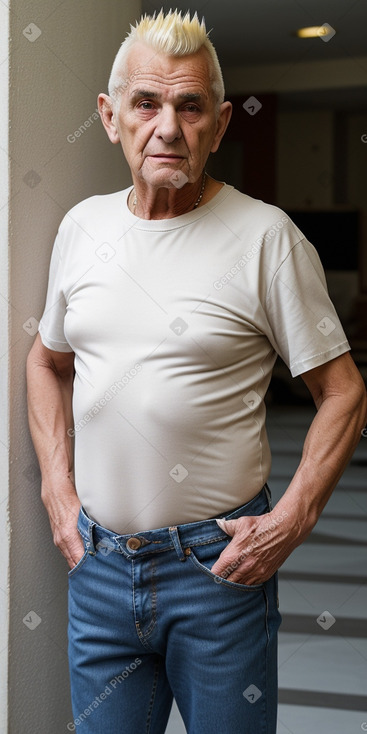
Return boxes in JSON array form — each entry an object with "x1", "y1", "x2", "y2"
[{"x1": 130, "y1": 171, "x2": 207, "y2": 213}]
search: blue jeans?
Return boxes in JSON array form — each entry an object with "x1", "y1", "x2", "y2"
[{"x1": 67, "y1": 486, "x2": 281, "y2": 733}]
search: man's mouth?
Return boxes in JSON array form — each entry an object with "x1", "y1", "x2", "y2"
[{"x1": 148, "y1": 154, "x2": 184, "y2": 160}]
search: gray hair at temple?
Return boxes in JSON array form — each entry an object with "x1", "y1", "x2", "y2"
[{"x1": 108, "y1": 9, "x2": 225, "y2": 113}]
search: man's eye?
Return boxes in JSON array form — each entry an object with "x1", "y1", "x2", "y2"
[
  {"x1": 183, "y1": 104, "x2": 199, "y2": 113},
  {"x1": 138, "y1": 101, "x2": 154, "y2": 110}
]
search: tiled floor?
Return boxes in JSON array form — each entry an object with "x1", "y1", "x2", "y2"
[{"x1": 165, "y1": 405, "x2": 367, "y2": 733}]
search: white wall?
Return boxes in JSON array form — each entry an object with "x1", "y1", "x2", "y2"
[{"x1": 6, "y1": 1, "x2": 140, "y2": 731}]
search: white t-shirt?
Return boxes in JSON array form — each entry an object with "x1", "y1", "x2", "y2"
[{"x1": 39, "y1": 184, "x2": 350, "y2": 533}]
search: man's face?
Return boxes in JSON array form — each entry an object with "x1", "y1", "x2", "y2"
[{"x1": 108, "y1": 43, "x2": 229, "y2": 188}]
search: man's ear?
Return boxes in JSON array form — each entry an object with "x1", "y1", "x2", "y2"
[
  {"x1": 211, "y1": 101, "x2": 232, "y2": 154},
  {"x1": 98, "y1": 93, "x2": 120, "y2": 144}
]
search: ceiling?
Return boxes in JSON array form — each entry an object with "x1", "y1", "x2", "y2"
[
  {"x1": 142, "y1": 0, "x2": 367, "y2": 66},
  {"x1": 141, "y1": 0, "x2": 367, "y2": 109}
]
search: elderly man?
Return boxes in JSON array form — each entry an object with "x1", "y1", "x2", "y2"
[{"x1": 27, "y1": 10, "x2": 366, "y2": 734}]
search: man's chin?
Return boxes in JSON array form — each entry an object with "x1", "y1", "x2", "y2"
[{"x1": 139, "y1": 168, "x2": 191, "y2": 189}]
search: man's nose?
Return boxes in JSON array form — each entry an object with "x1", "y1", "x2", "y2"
[{"x1": 154, "y1": 105, "x2": 181, "y2": 143}]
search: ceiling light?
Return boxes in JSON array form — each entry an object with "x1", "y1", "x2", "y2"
[{"x1": 296, "y1": 25, "x2": 334, "y2": 39}]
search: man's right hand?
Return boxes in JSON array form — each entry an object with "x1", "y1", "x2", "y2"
[
  {"x1": 27, "y1": 335, "x2": 81, "y2": 570},
  {"x1": 42, "y1": 479, "x2": 85, "y2": 570}
]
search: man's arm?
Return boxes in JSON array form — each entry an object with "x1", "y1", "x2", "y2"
[
  {"x1": 26, "y1": 333, "x2": 84, "y2": 569},
  {"x1": 211, "y1": 352, "x2": 367, "y2": 584}
]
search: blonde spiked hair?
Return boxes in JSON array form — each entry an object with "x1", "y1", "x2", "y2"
[{"x1": 108, "y1": 9, "x2": 225, "y2": 110}]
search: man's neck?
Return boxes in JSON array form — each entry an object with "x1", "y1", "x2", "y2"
[{"x1": 129, "y1": 175, "x2": 223, "y2": 220}]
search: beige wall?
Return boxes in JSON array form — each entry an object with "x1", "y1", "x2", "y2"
[
  {"x1": 0, "y1": 0, "x2": 10, "y2": 730},
  {"x1": 6, "y1": 1, "x2": 140, "y2": 731}
]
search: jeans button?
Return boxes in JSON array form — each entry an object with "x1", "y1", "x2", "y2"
[{"x1": 127, "y1": 537, "x2": 142, "y2": 550}]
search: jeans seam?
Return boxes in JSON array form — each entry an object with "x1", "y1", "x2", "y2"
[
  {"x1": 188, "y1": 534, "x2": 229, "y2": 548},
  {"x1": 262, "y1": 586, "x2": 270, "y2": 734},
  {"x1": 132, "y1": 561, "x2": 157, "y2": 649},
  {"x1": 145, "y1": 658, "x2": 161, "y2": 733},
  {"x1": 143, "y1": 559, "x2": 157, "y2": 639}
]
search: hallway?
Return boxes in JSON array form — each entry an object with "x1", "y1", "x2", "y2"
[{"x1": 166, "y1": 404, "x2": 367, "y2": 734}]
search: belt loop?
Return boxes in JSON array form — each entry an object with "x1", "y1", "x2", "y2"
[
  {"x1": 78, "y1": 506, "x2": 96, "y2": 553},
  {"x1": 264, "y1": 483, "x2": 273, "y2": 511},
  {"x1": 169, "y1": 526, "x2": 186, "y2": 562},
  {"x1": 86, "y1": 518, "x2": 96, "y2": 554}
]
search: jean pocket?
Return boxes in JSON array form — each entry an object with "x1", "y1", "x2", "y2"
[
  {"x1": 67, "y1": 542, "x2": 90, "y2": 579},
  {"x1": 187, "y1": 538, "x2": 264, "y2": 592}
]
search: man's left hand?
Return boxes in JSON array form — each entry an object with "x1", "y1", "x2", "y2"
[{"x1": 211, "y1": 509, "x2": 297, "y2": 585}]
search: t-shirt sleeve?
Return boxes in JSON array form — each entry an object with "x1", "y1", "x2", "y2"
[
  {"x1": 38, "y1": 231, "x2": 74, "y2": 353},
  {"x1": 265, "y1": 237, "x2": 350, "y2": 377}
]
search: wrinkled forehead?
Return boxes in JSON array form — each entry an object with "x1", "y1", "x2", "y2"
[{"x1": 123, "y1": 42, "x2": 214, "y2": 98}]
